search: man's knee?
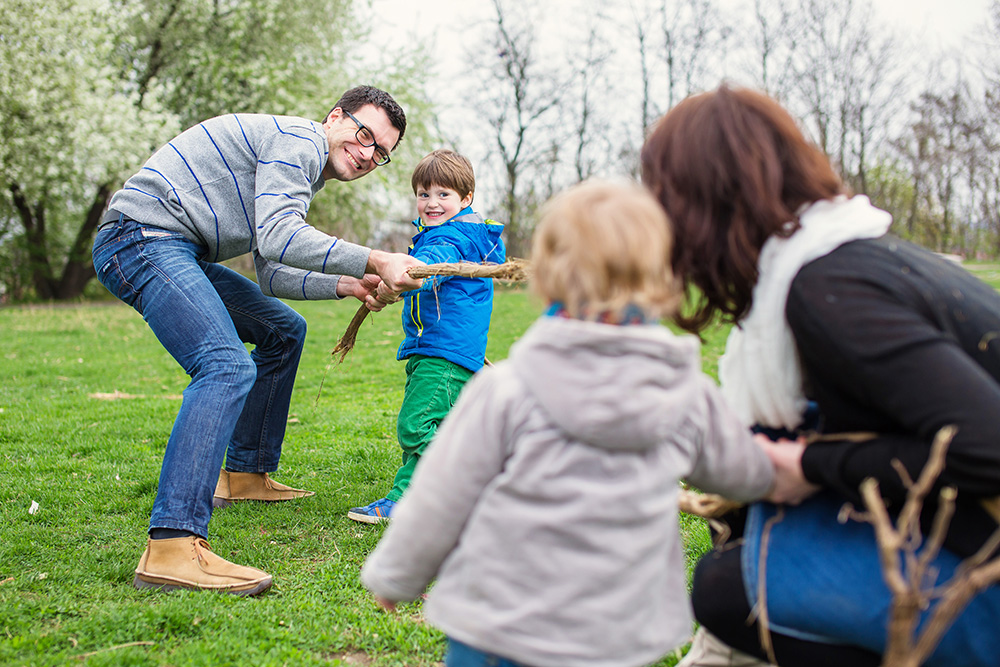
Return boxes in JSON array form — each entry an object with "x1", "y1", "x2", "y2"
[
  {"x1": 195, "y1": 347, "x2": 257, "y2": 395},
  {"x1": 270, "y1": 309, "x2": 307, "y2": 355},
  {"x1": 285, "y1": 310, "x2": 307, "y2": 349}
]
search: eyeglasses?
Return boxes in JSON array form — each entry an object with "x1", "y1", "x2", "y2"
[{"x1": 342, "y1": 110, "x2": 391, "y2": 166}]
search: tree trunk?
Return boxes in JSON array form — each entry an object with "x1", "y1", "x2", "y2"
[
  {"x1": 53, "y1": 183, "x2": 111, "y2": 299},
  {"x1": 10, "y1": 183, "x2": 56, "y2": 299},
  {"x1": 9, "y1": 181, "x2": 111, "y2": 301}
]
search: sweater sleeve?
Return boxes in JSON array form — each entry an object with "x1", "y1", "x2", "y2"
[
  {"x1": 252, "y1": 121, "x2": 370, "y2": 278},
  {"x1": 361, "y1": 367, "x2": 516, "y2": 602},
  {"x1": 251, "y1": 249, "x2": 344, "y2": 300},
  {"x1": 684, "y1": 376, "x2": 775, "y2": 502},
  {"x1": 789, "y1": 252, "x2": 1000, "y2": 506}
]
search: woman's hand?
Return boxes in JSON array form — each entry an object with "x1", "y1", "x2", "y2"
[{"x1": 755, "y1": 433, "x2": 822, "y2": 505}]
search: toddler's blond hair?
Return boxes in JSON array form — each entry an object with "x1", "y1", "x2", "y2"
[{"x1": 531, "y1": 180, "x2": 679, "y2": 321}]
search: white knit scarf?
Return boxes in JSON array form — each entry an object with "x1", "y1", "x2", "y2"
[{"x1": 718, "y1": 195, "x2": 893, "y2": 429}]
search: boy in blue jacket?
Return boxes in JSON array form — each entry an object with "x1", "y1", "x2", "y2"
[{"x1": 349, "y1": 149, "x2": 506, "y2": 523}]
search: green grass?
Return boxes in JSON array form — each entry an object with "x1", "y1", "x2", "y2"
[
  {"x1": 964, "y1": 262, "x2": 1000, "y2": 290},
  {"x1": 0, "y1": 288, "x2": 713, "y2": 666}
]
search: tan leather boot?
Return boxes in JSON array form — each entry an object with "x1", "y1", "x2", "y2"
[
  {"x1": 677, "y1": 628, "x2": 774, "y2": 667},
  {"x1": 213, "y1": 469, "x2": 315, "y2": 507},
  {"x1": 133, "y1": 536, "x2": 272, "y2": 596}
]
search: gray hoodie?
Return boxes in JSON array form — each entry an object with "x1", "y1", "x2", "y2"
[{"x1": 361, "y1": 316, "x2": 774, "y2": 667}]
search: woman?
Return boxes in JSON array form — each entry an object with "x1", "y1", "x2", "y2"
[{"x1": 640, "y1": 84, "x2": 1000, "y2": 666}]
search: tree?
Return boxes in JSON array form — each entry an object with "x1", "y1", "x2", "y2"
[
  {"x1": 655, "y1": 0, "x2": 731, "y2": 111},
  {"x1": 0, "y1": 0, "x2": 177, "y2": 301},
  {"x1": 567, "y1": 18, "x2": 615, "y2": 183},
  {"x1": 974, "y1": 0, "x2": 1000, "y2": 254},
  {"x1": 741, "y1": 0, "x2": 800, "y2": 100},
  {"x1": 0, "y1": 0, "x2": 431, "y2": 301},
  {"x1": 622, "y1": 0, "x2": 732, "y2": 179},
  {"x1": 786, "y1": 0, "x2": 907, "y2": 199},
  {"x1": 470, "y1": 0, "x2": 572, "y2": 257}
]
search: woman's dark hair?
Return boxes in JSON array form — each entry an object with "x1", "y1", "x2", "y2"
[{"x1": 640, "y1": 84, "x2": 844, "y2": 334}]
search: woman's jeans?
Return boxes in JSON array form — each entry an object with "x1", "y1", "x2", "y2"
[{"x1": 92, "y1": 216, "x2": 306, "y2": 537}]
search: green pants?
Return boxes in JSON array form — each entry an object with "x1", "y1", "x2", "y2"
[{"x1": 388, "y1": 355, "x2": 473, "y2": 501}]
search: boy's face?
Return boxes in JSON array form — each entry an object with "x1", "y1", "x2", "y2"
[{"x1": 416, "y1": 184, "x2": 472, "y2": 226}]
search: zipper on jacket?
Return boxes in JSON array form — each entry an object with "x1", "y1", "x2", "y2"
[{"x1": 409, "y1": 292, "x2": 424, "y2": 338}]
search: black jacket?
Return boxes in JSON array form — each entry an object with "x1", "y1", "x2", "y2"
[{"x1": 792, "y1": 235, "x2": 1000, "y2": 556}]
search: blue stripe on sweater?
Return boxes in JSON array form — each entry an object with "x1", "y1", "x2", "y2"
[
  {"x1": 301, "y1": 271, "x2": 312, "y2": 299},
  {"x1": 234, "y1": 115, "x2": 257, "y2": 160},
  {"x1": 257, "y1": 209, "x2": 299, "y2": 230},
  {"x1": 201, "y1": 124, "x2": 254, "y2": 252},
  {"x1": 168, "y1": 142, "x2": 221, "y2": 261},
  {"x1": 270, "y1": 116, "x2": 324, "y2": 166},
  {"x1": 141, "y1": 167, "x2": 182, "y2": 207},
  {"x1": 255, "y1": 192, "x2": 307, "y2": 205},
  {"x1": 259, "y1": 159, "x2": 303, "y2": 170},
  {"x1": 123, "y1": 185, "x2": 167, "y2": 204},
  {"x1": 268, "y1": 266, "x2": 280, "y2": 295},
  {"x1": 279, "y1": 224, "x2": 310, "y2": 262},
  {"x1": 321, "y1": 240, "x2": 339, "y2": 272}
]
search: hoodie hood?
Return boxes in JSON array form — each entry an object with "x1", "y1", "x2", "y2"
[
  {"x1": 410, "y1": 207, "x2": 505, "y2": 264},
  {"x1": 508, "y1": 316, "x2": 703, "y2": 452}
]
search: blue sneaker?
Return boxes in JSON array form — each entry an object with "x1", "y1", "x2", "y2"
[{"x1": 347, "y1": 497, "x2": 396, "y2": 524}]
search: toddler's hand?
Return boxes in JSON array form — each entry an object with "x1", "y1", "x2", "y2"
[{"x1": 755, "y1": 434, "x2": 821, "y2": 505}]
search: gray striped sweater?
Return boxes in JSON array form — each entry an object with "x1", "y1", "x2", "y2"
[{"x1": 106, "y1": 113, "x2": 371, "y2": 300}]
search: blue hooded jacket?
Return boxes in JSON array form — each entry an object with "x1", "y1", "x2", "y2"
[{"x1": 397, "y1": 207, "x2": 506, "y2": 372}]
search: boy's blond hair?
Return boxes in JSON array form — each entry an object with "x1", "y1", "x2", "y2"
[
  {"x1": 411, "y1": 149, "x2": 476, "y2": 199},
  {"x1": 531, "y1": 180, "x2": 680, "y2": 321}
]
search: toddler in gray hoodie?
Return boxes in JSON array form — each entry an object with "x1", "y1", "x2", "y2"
[{"x1": 361, "y1": 179, "x2": 775, "y2": 667}]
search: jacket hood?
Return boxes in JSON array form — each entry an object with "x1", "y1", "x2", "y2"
[
  {"x1": 508, "y1": 316, "x2": 703, "y2": 451},
  {"x1": 411, "y1": 208, "x2": 505, "y2": 263}
]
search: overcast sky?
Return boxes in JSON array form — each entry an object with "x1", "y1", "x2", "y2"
[
  {"x1": 364, "y1": 0, "x2": 990, "y2": 76},
  {"x1": 360, "y1": 0, "x2": 992, "y2": 213}
]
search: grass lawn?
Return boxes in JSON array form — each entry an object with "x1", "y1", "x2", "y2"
[
  {"x1": 964, "y1": 262, "x2": 1000, "y2": 289},
  {"x1": 0, "y1": 287, "x2": 715, "y2": 667}
]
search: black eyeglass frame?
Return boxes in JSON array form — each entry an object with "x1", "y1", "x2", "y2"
[{"x1": 342, "y1": 109, "x2": 392, "y2": 166}]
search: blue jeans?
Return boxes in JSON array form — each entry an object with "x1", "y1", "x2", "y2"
[
  {"x1": 445, "y1": 639, "x2": 528, "y2": 667},
  {"x1": 743, "y1": 493, "x2": 1000, "y2": 666},
  {"x1": 92, "y1": 216, "x2": 306, "y2": 537}
]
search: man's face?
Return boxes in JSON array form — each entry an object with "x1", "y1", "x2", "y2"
[{"x1": 322, "y1": 104, "x2": 400, "y2": 182}]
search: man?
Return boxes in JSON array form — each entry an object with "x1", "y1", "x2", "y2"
[{"x1": 92, "y1": 85, "x2": 423, "y2": 595}]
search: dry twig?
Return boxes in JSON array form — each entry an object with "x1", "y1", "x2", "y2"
[
  {"x1": 74, "y1": 642, "x2": 155, "y2": 660},
  {"x1": 677, "y1": 488, "x2": 744, "y2": 518},
  {"x1": 855, "y1": 425, "x2": 1000, "y2": 667}
]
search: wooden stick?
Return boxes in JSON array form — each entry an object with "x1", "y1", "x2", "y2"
[
  {"x1": 331, "y1": 303, "x2": 374, "y2": 363},
  {"x1": 677, "y1": 488, "x2": 744, "y2": 518},
  {"x1": 330, "y1": 259, "x2": 530, "y2": 363},
  {"x1": 407, "y1": 257, "x2": 530, "y2": 282}
]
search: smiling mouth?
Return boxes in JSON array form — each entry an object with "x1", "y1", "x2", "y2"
[{"x1": 346, "y1": 151, "x2": 362, "y2": 170}]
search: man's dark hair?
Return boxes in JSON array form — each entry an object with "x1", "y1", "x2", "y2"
[{"x1": 327, "y1": 85, "x2": 406, "y2": 149}]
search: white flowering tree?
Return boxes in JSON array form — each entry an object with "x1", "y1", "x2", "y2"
[
  {"x1": 0, "y1": 0, "x2": 176, "y2": 300},
  {"x1": 0, "y1": 0, "x2": 428, "y2": 301}
]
